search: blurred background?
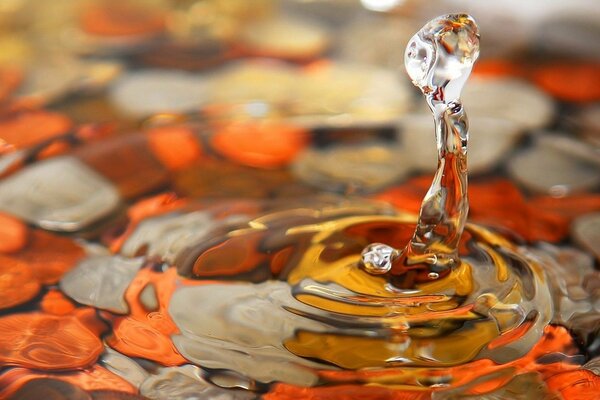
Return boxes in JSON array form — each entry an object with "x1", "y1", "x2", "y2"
[{"x1": 0, "y1": 0, "x2": 599, "y2": 199}]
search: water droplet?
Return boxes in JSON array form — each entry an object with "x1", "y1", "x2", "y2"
[
  {"x1": 404, "y1": 14, "x2": 479, "y2": 103},
  {"x1": 361, "y1": 243, "x2": 397, "y2": 274}
]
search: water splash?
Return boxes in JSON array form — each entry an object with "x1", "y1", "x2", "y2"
[{"x1": 363, "y1": 14, "x2": 480, "y2": 278}]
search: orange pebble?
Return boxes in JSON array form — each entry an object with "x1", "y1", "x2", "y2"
[
  {"x1": 0, "y1": 365, "x2": 136, "y2": 398},
  {"x1": 473, "y1": 59, "x2": 524, "y2": 78},
  {"x1": 0, "y1": 66, "x2": 23, "y2": 102},
  {"x1": 147, "y1": 125, "x2": 203, "y2": 171},
  {"x1": 80, "y1": 2, "x2": 165, "y2": 37},
  {"x1": 546, "y1": 369, "x2": 600, "y2": 400},
  {"x1": 106, "y1": 268, "x2": 187, "y2": 366},
  {"x1": 0, "y1": 212, "x2": 28, "y2": 253},
  {"x1": 264, "y1": 384, "x2": 431, "y2": 400},
  {"x1": 0, "y1": 110, "x2": 72, "y2": 151},
  {"x1": 40, "y1": 289, "x2": 76, "y2": 316},
  {"x1": 108, "y1": 317, "x2": 186, "y2": 366},
  {"x1": 0, "y1": 259, "x2": 41, "y2": 310},
  {"x1": 18, "y1": 229, "x2": 86, "y2": 285},
  {"x1": 533, "y1": 63, "x2": 600, "y2": 102},
  {"x1": 0, "y1": 229, "x2": 85, "y2": 310},
  {"x1": 0, "y1": 312, "x2": 104, "y2": 370},
  {"x1": 211, "y1": 120, "x2": 308, "y2": 168},
  {"x1": 529, "y1": 194, "x2": 600, "y2": 220}
]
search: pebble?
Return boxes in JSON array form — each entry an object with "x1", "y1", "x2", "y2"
[
  {"x1": 110, "y1": 70, "x2": 208, "y2": 117},
  {"x1": 292, "y1": 142, "x2": 409, "y2": 193},
  {"x1": 572, "y1": 212, "x2": 600, "y2": 262},
  {"x1": 507, "y1": 138, "x2": 600, "y2": 195},
  {"x1": 0, "y1": 156, "x2": 121, "y2": 232},
  {"x1": 463, "y1": 77, "x2": 554, "y2": 130},
  {"x1": 60, "y1": 255, "x2": 144, "y2": 314}
]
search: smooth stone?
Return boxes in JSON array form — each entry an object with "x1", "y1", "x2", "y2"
[
  {"x1": 577, "y1": 104, "x2": 600, "y2": 147},
  {"x1": 535, "y1": 134, "x2": 600, "y2": 168},
  {"x1": 463, "y1": 78, "x2": 554, "y2": 130},
  {"x1": 110, "y1": 70, "x2": 208, "y2": 117},
  {"x1": 507, "y1": 138, "x2": 600, "y2": 195},
  {"x1": 17, "y1": 57, "x2": 121, "y2": 104},
  {"x1": 60, "y1": 255, "x2": 143, "y2": 314},
  {"x1": 572, "y1": 212, "x2": 600, "y2": 262},
  {"x1": 290, "y1": 63, "x2": 412, "y2": 127},
  {"x1": 292, "y1": 142, "x2": 409, "y2": 193},
  {"x1": 239, "y1": 15, "x2": 330, "y2": 59},
  {"x1": 0, "y1": 156, "x2": 120, "y2": 232},
  {"x1": 206, "y1": 61, "x2": 411, "y2": 127},
  {"x1": 206, "y1": 61, "x2": 298, "y2": 106}
]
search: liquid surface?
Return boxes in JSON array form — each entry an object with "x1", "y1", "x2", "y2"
[{"x1": 0, "y1": 5, "x2": 598, "y2": 400}]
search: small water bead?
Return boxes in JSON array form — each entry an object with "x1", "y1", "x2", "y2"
[{"x1": 360, "y1": 243, "x2": 398, "y2": 274}]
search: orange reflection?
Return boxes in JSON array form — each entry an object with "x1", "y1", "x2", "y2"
[
  {"x1": 0, "y1": 110, "x2": 72, "y2": 152},
  {"x1": 529, "y1": 194, "x2": 600, "y2": 221},
  {"x1": 13, "y1": 229, "x2": 85, "y2": 285},
  {"x1": 546, "y1": 369, "x2": 600, "y2": 400},
  {"x1": 108, "y1": 317, "x2": 185, "y2": 366},
  {"x1": 210, "y1": 120, "x2": 309, "y2": 168},
  {"x1": 0, "y1": 311, "x2": 105, "y2": 370},
  {"x1": 0, "y1": 260, "x2": 40, "y2": 310},
  {"x1": 0, "y1": 212, "x2": 28, "y2": 254},
  {"x1": 40, "y1": 289, "x2": 76, "y2": 316},
  {"x1": 265, "y1": 384, "x2": 431, "y2": 400},
  {"x1": 0, "y1": 365, "x2": 136, "y2": 399},
  {"x1": 192, "y1": 231, "x2": 269, "y2": 277},
  {"x1": 473, "y1": 59, "x2": 524, "y2": 78},
  {"x1": 80, "y1": 1, "x2": 165, "y2": 38},
  {"x1": 75, "y1": 133, "x2": 169, "y2": 199},
  {"x1": 533, "y1": 63, "x2": 600, "y2": 103},
  {"x1": 0, "y1": 66, "x2": 23, "y2": 102},
  {"x1": 107, "y1": 268, "x2": 187, "y2": 366},
  {"x1": 146, "y1": 125, "x2": 203, "y2": 171},
  {"x1": 0, "y1": 228, "x2": 84, "y2": 310}
]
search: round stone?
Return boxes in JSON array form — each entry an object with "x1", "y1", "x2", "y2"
[
  {"x1": 507, "y1": 137, "x2": 600, "y2": 195},
  {"x1": 463, "y1": 78, "x2": 554, "y2": 130},
  {"x1": 110, "y1": 70, "x2": 207, "y2": 117},
  {"x1": 292, "y1": 142, "x2": 409, "y2": 193},
  {"x1": 572, "y1": 213, "x2": 600, "y2": 262}
]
